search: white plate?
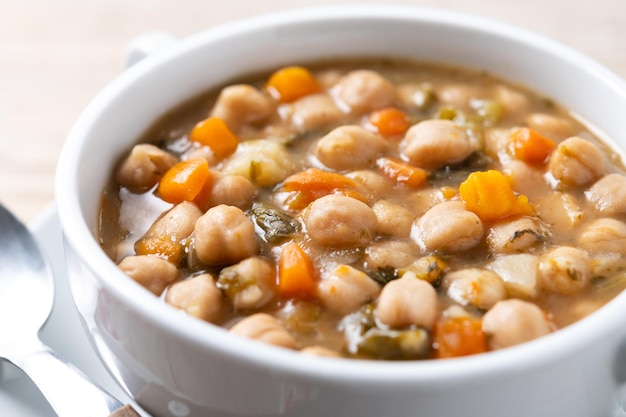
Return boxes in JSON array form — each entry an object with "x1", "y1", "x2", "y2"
[{"x1": 0, "y1": 204, "x2": 149, "y2": 416}]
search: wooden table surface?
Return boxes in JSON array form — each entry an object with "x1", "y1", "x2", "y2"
[{"x1": 1, "y1": 0, "x2": 625, "y2": 223}]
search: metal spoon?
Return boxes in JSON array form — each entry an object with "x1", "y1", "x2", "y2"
[{"x1": 0, "y1": 204, "x2": 142, "y2": 417}]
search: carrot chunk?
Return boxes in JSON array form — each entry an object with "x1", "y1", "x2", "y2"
[
  {"x1": 135, "y1": 235, "x2": 184, "y2": 266},
  {"x1": 459, "y1": 170, "x2": 533, "y2": 221},
  {"x1": 189, "y1": 117, "x2": 239, "y2": 159},
  {"x1": 434, "y1": 316, "x2": 487, "y2": 359},
  {"x1": 266, "y1": 66, "x2": 321, "y2": 103},
  {"x1": 509, "y1": 127, "x2": 556, "y2": 164},
  {"x1": 157, "y1": 158, "x2": 210, "y2": 204},
  {"x1": 369, "y1": 107, "x2": 410, "y2": 136},
  {"x1": 282, "y1": 168, "x2": 356, "y2": 210},
  {"x1": 376, "y1": 157, "x2": 429, "y2": 187},
  {"x1": 277, "y1": 242, "x2": 317, "y2": 300}
]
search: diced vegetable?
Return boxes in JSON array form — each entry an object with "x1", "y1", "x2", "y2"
[
  {"x1": 486, "y1": 253, "x2": 539, "y2": 298},
  {"x1": 369, "y1": 107, "x2": 410, "y2": 136},
  {"x1": 266, "y1": 66, "x2": 321, "y2": 103},
  {"x1": 509, "y1": 127, "x2": 556, "y2": 164},
  {"x1": 434, "y1": 316, "x2": 487, "y2": 358},
  {"x1": 277, "y1": 242, "x2": 317, "y2": 300},
  {"x1": 376, "y1": 157, "x2": 429, "y2": 188},
  {"x1": 402, "y1": 256, "x2": 447, "y2": 284},
  {"x1": 357, "y1": 328, "x2": 430, "y2": 359},
  {"x1": 189, "y1": 117, "x2": 239, "y2": 159},
  {"x1": 135, "y1": 234, "x2": 184, "y2": 266},
  {"x1": 249, "y1": 202, "x2": 300, "y2": 244},
  {"x1": 366, "y1": 266, "x2": 400, "y2": 286},
  {"x1": 157, "y1": 158, "x2": 210, "y2": 204},
  {"x1": 282, "y1": 168, "x2": 357, "y2": 210},
  {"x1": 459, "y1": 170, "x2": 533, "y2": 221}
]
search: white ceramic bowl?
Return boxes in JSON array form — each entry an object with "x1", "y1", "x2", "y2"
[{"x1": 56, "y1": 5, "x2": 626, "y2": 417}]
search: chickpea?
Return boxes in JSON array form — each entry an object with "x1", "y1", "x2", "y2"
[
  {"x1": 194, "y1": 205, "x2": 258, "y2": 266},
  {"x1": 230, "y1": 313, "x2": 296, "y2": 349},
  {"x1": 332, "y1": 69, "x2": 395, "y2": 114},
  {"x1": 288, "y1": 93, "x2": 344, "y2": 131},
  {"x1": 397, "y1": 83, "x2": 434, "y2": 110},
  {"x1": 548, "y1": 136, "x2": 605, "y2": 187},
  {"x1": 482, "y1": 299, "x2": 551, "y2": 350},
  {"x1": 503, "y1": 159, "x2": 547, "y2": 200},
  {"x1": 315, "y1": 125, "x2": 387, "y2": 171},
  {"x1": 142, "y1": 201, "x2": 201, "y2": 239},
  {"x1": 118, "y1": 255, "x2": 179, "y2": 296},
  {"x1": 538, "y1": 246, "x2": 590, "y2": 294},
  {"x1": 317, "y1": 264, "x2": 381, "y2": 315},
  {"x1": 218, "y1": 257, "x2": 276, "y2": 311},
  {"x1": 492, "y1": 85, "x2": 531, "y2": 119},
  {"x1": 304, "y1": 195, "x2": 378, "y2": 248},
  {"x1": 115, "y1": 144, "x2": 177, "y2": 192},
  {"x1": 372, "y1": 199, "x2": 415, "y2": 237},
  {"x1": 134, "y1": 201, "x2": 202, "y2": 265},
  {"x1": 400, "y1": 120, "x2": 473, "y2": 169},
  {"x1": 202, "y1": 171, "x2": 257, "y2": 210},
  {"x1": 165, "y1": 273, "x2": 223, "y2": 323},
  {"x1": 525, "y1": 113, "x2": 574, "y2": 140},
  {"x1": 411, "y1": 201, "x2": 484, "y2": 253},
  {"x1": 437, "y1": 83, "x2": 483, "y2": 109},
  {"x1": 586, "y1": 173, "x2": 626, "y2": 215},
  {"x1": 346, "y1": 170, "x2": 389, "y2": 199},
  {"x1": 487, "y1": 217, "x2": 545, "y2": 254},
  {"x1": 577, "y1": 218, "x2": 626, "y2": 254},
  {"x1": 376, "y1": 273, "x2": 439, "y2": 330},
  {"x1": 300, "y1": 345, "x2": 341, "y2": 358},
  {"x1": 483, "y1": 128, "x2": 510, "y2": 159},
  {"x1": 210, "y1": 84, "x2": 273, "y2": 132},
  {"x1": 364, "y1": 239, "x2": 419, "y2": 271},
  {"x1": 442, "y1": 269, "x2": 506, "y2": 310}
]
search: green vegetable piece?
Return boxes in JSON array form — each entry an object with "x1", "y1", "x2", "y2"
[
  {"x1": 367, "y1": 266, "x2": 400, "y2": 286},
  {"x1": 250, "y1": 202, "x2": 300, "y2": 244},
  {"x1": 357, "y1": 328, "x2": 430, "y2": 359}
]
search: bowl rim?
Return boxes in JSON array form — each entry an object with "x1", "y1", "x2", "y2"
[{"x1": 55, "y1": 3, "x2": 626, "y2": 385}]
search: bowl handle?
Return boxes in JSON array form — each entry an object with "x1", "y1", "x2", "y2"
[{"x1": 124, "y1": 31, "x2": 177, "y2": 68}]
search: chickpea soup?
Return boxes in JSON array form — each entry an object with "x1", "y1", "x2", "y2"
[{"x1": 100, "y1": 59, "x2": 626, "y2": 360}]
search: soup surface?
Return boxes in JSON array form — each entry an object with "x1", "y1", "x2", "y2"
[{"x1": 100, "y1": 59, "x2": 626, "y2": 360}]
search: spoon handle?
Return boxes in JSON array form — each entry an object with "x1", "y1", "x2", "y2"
[{"x1": 11, "y1": 338, "x2": 142, "y2": 417}]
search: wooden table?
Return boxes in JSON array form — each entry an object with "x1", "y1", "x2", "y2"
[{"x1": 1, "y1": 0, "x2": 625, "y2": 223}]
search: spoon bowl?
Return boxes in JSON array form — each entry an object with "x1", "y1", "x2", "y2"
[
  {"x1": 0, "y1": 205, "x2": 53, "y2": 353},
  {"x1": 0, "y1": 204, "x2": 140, "y2": 417}
]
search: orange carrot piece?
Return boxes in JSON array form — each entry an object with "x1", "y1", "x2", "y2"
[
  {"x1": 459, "y1": 170, "x2": 533, "y2": 221},
  {"x1": 434, "y1": 316, "x2": 487, "y2": 359},
  {"x1": 509, "y1": 127, "x2": 556, "y2": 164},
  {"x1": 282, "y1": 168, "x2": 356, "y2": 210},
  {"x1": 369, "y1": 107, "x2": 410, "y2": 136},
  {"x1": 277, "y1": 242, "x2": 317, "y2": 300},
  {"x1": 135, "y1": 235, "x2": 184, "y2": 266},
  {"x1": 266, "y1": 66, "x2": 321, "y2": 103},
  {"x1": 157, "y1": 158, "x2": 210, "y2": 204},
  {"x1": 376, "y1": 157, "x2": 429, "y2": 188},
  {"x1": 189, "y1": 117, "x2": 239, "y2": 159}
]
